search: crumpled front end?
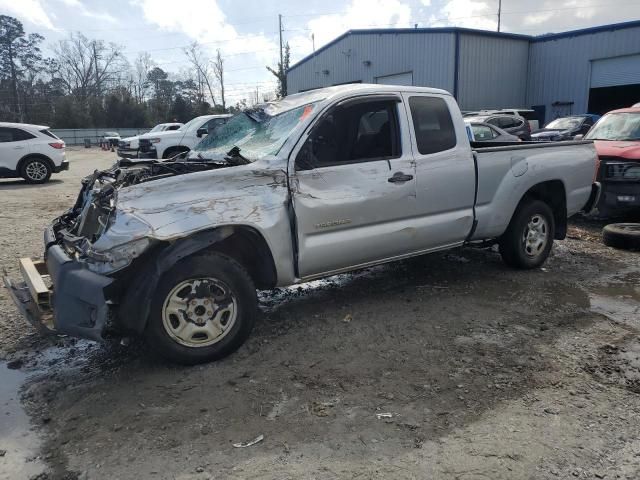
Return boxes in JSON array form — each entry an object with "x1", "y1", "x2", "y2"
[{"x1": 4, "y1": 161, "x2": 216, "y2": 339}]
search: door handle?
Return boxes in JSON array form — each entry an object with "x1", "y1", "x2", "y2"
[{"x1": 388, "y1": 172, "x2": 414, "y2": 183}]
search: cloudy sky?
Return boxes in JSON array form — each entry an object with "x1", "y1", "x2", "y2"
[{"x1": 2, "y1": 0, "x2": 639, "y2": 104}]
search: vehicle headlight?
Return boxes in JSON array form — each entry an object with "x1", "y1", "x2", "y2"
[
  {"x1": 150, "y1": 138, "x2": 161, "y2": 144},
  {"x1": 85, "y1": 237, "x2": 152, "y2": 274},
  {"x1": 84, "y1": 211, "x2": 154, "y2": 274}
]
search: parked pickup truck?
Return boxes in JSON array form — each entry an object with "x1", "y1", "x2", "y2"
[
  {"x1": 582, "y1": 107, "x2": 640, "y2": 215},
  {"x1": 136, "y1": 115, "x2": 231, "y2": 159},
  {"x1": 4, "y1": 84, "x2": 600, "y2": 364},
  {"x1": 117, "y1": 123, "x2": 183, "y2": 159}
]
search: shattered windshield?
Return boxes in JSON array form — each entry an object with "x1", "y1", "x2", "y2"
[
  {"x1": 193, "y1": 102, "x2": 318, "y2": 161},
  {"x1": 586, "y1": 113, "x2": 640, "y2": 141},
  {"x1": 545, "y1": 118, "x2": 581, "y2": 130}
]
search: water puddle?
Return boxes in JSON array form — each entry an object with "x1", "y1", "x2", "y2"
[
  {"x1": 0, "y1": 362, "x2": 45, "y2": 480},
  {"x1": 590, "y1": 278, "x2": 640, "y2": 326}
]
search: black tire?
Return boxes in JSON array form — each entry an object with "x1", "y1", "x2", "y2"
[
  {"x1": 20, "y1": 157, "x2": 52, "y2": 184},
  {"x1": 602, "y1": 223, "x2": 640, "y2": 250},
  {"x1": 146, "y1": 252, "x2": 257, "y2": 365},
  {"x1": 499, "y1": 199, "x2": 555, "y2": 269}
]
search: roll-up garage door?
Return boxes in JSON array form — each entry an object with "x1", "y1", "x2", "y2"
[
  {"x1": 375, "y1": 72, "x2": 413, "y2": 86},
  {"x1": 591, "y1": 55, "x2": 640, "y2": 88}
]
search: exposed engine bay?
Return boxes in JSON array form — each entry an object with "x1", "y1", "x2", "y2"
[{"x1": 51, "y1": 159, "x2": 232, "y2": 256}]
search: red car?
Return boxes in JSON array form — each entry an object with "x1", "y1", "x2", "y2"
[{"x1": 584, "y1": 107, "x2": 640, "y2": 215}]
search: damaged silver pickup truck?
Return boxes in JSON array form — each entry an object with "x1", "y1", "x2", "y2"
[{"x1": 4, "y1": 84, "x2": 601, "y2": 364}]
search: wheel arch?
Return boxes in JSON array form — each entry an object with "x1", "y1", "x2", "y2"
[
  {"x1": 117, "y1": 225, "x2": 277, "y2": 334},
  {"x1": 162, "y1": 145, "x2": 190, "y2": 159},
  {"x1": 17, "y1": 153, "x2": 55, "y2": 173},
  {"x1": 516, "y1": 180, "x2": 567, "y2": 240}
]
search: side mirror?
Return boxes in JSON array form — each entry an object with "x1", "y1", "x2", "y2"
[
  {"x1": 573, "y1": 134, "x2": 584, "y2": 141},
  {"x1": 196, "y1": 127, "x2": 208, "y2": 138}
]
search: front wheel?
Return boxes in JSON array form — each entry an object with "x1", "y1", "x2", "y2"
[
  {"x1": 146, "y1": 253, "x2": 257, "y2": 364},
  {"x1": 499, "y1": 199, "x2": 555, "y2": 269}
]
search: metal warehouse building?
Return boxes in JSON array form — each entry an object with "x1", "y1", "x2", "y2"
[{"x1": 287, "y1": 20, "x2": 640, "y2": 123}]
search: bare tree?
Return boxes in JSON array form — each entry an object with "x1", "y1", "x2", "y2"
[
  {"x1": 54, "y1": 33, "x2": 123, "y2": 98},
  {"x1": 212, "y1": 49, "x2": 225, "y2": 112},
  {"x1": 184, "y1": 41, "x2": 217, "y2": 107},
  {"x1": 133, "y1": 51, "x2": 154, "y2": 103}
]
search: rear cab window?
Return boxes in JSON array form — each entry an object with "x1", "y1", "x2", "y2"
[{"x1": 407, "y1": 96, "x2": 456, "y2": 155}]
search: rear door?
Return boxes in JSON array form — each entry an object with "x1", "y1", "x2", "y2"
[
  {"x1": 292, "y1": 95, "x2": 420, "y2": 278},
  {"x1": 0, "y1": 127, "x2": 33, "y2": 171},
  {"x1": 403, "y1": 93, "x2": 476, "y2": 248}
]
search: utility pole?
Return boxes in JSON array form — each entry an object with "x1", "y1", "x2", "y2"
[
  {"x1": 497, "y1": 0, "x2": 502, "y2": 32},
  {"x1": 278, "y1": 14, "x2": 284, "y2": 73},
  {"x1": 255, "y1": 85, "x2": 259, "y2": 105}
]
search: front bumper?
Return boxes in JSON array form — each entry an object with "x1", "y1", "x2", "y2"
[
  {"x1": 3, "y1": 227, "x2": 114, "y2": 341},
  {"x1": 117, "y1": 147, "x2": 138, "y2": 159},
  {"x1": 600, "y1": 181, "x2": 640, "y2": 209}
]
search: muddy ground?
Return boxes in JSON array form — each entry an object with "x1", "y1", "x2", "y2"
[{"x1": 1, "y1": 149, "x2": 640, "y2": 480}]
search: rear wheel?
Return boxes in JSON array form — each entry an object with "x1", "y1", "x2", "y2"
[
  {"x1": 21, "y1": 157, "x2": 52, "y2": 184},
  {"x1": 499, "y1": 199, "x2": 555, "y2": 269},
  {"x1": 146, "y1": 253, "x2": 257, "y2": 364}
]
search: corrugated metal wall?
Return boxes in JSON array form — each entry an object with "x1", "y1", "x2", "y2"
[
  {"x1": 526, "y1": 26, "x2": 640, "y2": 117},
  {"x1": 287, "y1": 32, "x2": 456, "y2": 94},
  {"x1": 288, "y1": 25, "x2": 640, "y2": 119},
  {"x1": 457, "y1": 33, "x2": 530, "y2": 110}
]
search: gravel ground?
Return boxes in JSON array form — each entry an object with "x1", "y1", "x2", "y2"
[{"x1": 1, "y1": 149, "x2": 640, "y2": 480}]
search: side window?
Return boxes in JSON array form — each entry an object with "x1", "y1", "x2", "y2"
[
  {"x1": 471, "y1": 125, "x2": 495, "y2": 141},
  {"x1": 0, "y1": 127, "x2": 13, "y2": 142},
  {"x1": 300, "y1": 99, "x2": 400, "y2": 168},
  {"x1": 13, "y1": 129, "x2": 33, "y2": 140},
  {"x1": 168, "y1": 125, "x2": 181, "y2": 130},
  {"x1": 408, "y1": 96, "x2": 456, "y2": 155},
  {"x1": 204, "y1": 118, "x2": 226, "y2": 133},
  {"x1": 497, "y1": 117, "x2": 516, "y2": 129}
]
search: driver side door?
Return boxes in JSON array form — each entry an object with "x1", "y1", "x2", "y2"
[{"x1": 291, "y1": 95, "x2": 420, "y2": 279}]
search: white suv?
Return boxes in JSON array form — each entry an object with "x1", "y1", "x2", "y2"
[{"x1": 0, "y1": 123, "x2": 68, "y2": 184}]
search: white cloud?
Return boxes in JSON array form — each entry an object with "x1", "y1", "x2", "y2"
[
  {"x1": 428, "y1": 0, "x2": 497, "y2": 30},
  {"x1": 0, "y1": 0, "x2": 57, "y2": 30},
  {"x1": 288, "y1": 0, "x2": 412, "y2": 62},
  {"x1": 132, "y1": 0, "x2": 277, "y2": 61}
]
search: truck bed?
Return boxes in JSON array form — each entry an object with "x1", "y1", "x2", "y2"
[{"x1": 470, "y1": 140, "x2": 597, "y2": 241}]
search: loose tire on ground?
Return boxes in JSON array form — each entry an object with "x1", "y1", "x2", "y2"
[
  {"x1": 602, "y1": 223, "x2": 640, "y2": 250},
  {"x1": 20, "y1": 157, "x2": 52, "y2": 184},
  {"x1": 499, "y1": 199, "x2": 555, "y2": 269},
  {"x1": 145, "y1": 252, "x2": 257, "y2": 365}
]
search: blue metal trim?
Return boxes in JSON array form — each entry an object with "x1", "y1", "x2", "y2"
[{"x1": 532, "y1": 19, "x2": 640, "y2": 42}]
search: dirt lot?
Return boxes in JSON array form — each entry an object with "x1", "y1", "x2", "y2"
[{"x1": 1, "y1": 149, "x2": 640, "y2": 480}]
